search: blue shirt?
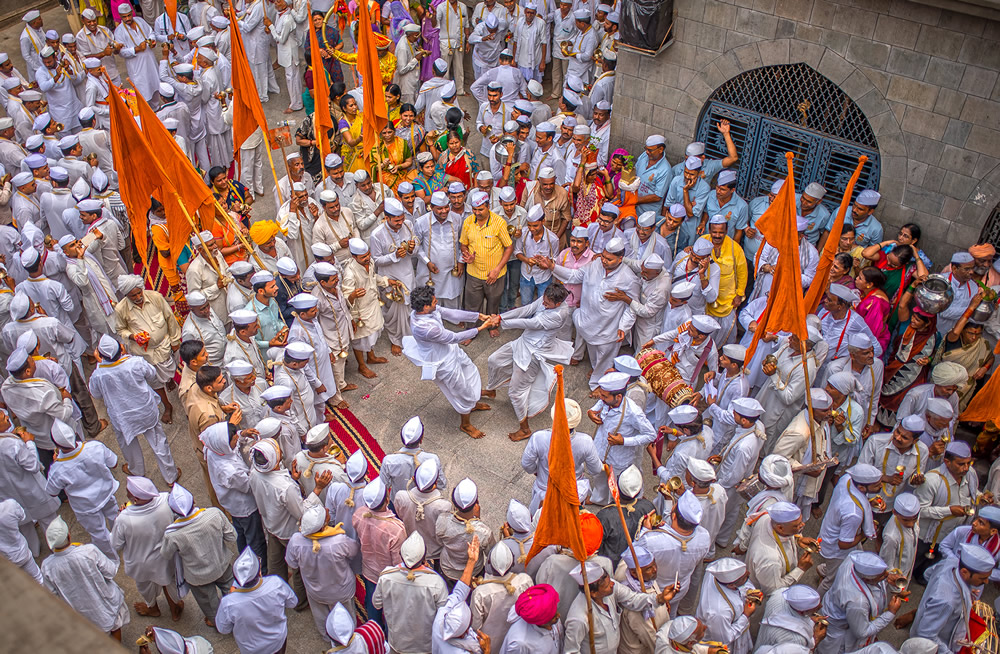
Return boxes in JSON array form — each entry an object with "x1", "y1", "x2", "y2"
[
  {"x1": 743, "y1": 195, "x2": 770, "y2": 261},
  {"x1": 633, "y1": 152, "x2": 672, "y2": 217},
  {"x1": 246, "y1": 297, "x2": 285, "y2": 355},
  {"x1": 705, "y1": 191, "x2": 749, "y2": 240},
  {"x1": 847, "y1": 215, "x2": 884, "y2": 248},
  {"x1": 796, "y1": 194, "x2": 833, "y2": 245},
  {"x1": 664, "y1": 175, "x2": 711, "y2": 223},
  {"x1": 669, "y1": 157, "x2": 725, "y2": 184}
]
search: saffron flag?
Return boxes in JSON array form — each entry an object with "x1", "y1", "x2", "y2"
[
  {"x1": 745, "y1": 153, "x2": 808, "y2": 361},
  {"x1": 308, "y1": 2, "x2": 335, "y2": 163},
  {"x1": 227, "y1": 0, "x2": 275, "y2": 156},
  {"x1": 134, "y1": 91, "x2": 216, "y2": 237},
  {"x1": 356, "y1": 0, "x2": 388, "y2": 154},
  {"x1": 164, "y1": 0, "x2": 178, "y2": 30},
  {"x1": 106, "y1": 78, "x2": 171, "y2": 269},
  {"x1": 962, "y1": 370, "x2": 1000, "y2": 423},
  {"x1": 526, "y1": 365, "x2": 587, "y2": 563},
  {"x1": 803, "y1": 156, "x2": 869, "y2": 313}
]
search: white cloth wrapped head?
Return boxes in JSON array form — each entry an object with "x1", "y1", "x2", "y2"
[
  {"x1": 326, "y1": 602, "x2": 356, "y2": 645},
  {"x1": 232, "y1": 546, "x2": 261, "y2": 586},
  {"x1": 126, "y1": 476, "x2": 159, "y2": 501},
  {"x1": 168, "y1": 483, "x2": 195, "y2": 516},
  {"x1": 46, "y1": 515, "x2": 70, "y2": 550}
]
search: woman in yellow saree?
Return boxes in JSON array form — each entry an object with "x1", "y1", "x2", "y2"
[
  {"x1": 337, "y1": 94, "x2": 365, "y2": 172},
  {"x1": 368, "y1": 121, "x2": 414, "y2": 190}
]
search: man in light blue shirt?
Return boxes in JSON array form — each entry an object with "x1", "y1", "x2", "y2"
[
  {"x1": 669, "y1": 119, "x2": 740, "y2": 183},
  {"x1": 665, "y1": 156, "x2": 711, "y2": 249},
  {"x1": 703, "y1": 169, "x2": 748, "y2": 242},
  {"x1": 847, "y1": 189, "x2": 884, "y2": 248},
  {"x1": 634, "y1": 134, "x2": 671, "y2": 218},
  {"x1": 244, "y1": 270, "x2": 287, "y2": 356},
  {"x1": 797, "y1": 182, "x2": 832, "y2": 246}
]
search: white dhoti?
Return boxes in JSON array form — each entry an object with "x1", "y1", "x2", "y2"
[
  {"x1": 208, "y1": 132, "x2": 233, "y2": 169},
  {"x1": 283, "y1": 62, "x2": 303, "y2": 110},
  {"x1": 586, "y1": 341, "x2": 621, "y2": 389},
  {"x1": 240, "y1": 141, "x2": 265, "y2": 195},
  {"x1": 75, "y1": 497, "x2": 120, "y2": 559},
  {"x1": 430, "y1": 349, "x2": 482, "y2": 414},
  {"x1": 381, "y1": 298, "x2": 412, "y2": 348},
  {"x1": 148, "y1": 355, "x2": 178, "y2": 389},
  {"x1": 715, "y1": 488, "x2": 744, "y2": 548},
  {"x1": 116, "y1": 423, "x2": 179, "y2": 484},
  {"x1": 351, "y1": 330, "x2": 379, "y2": 351},
  {"x1": 486, "y1": 348, "x2": 555, "y2": 421}
]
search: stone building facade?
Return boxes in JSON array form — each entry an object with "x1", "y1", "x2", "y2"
[{"x1": 611, "y1": 0, "x2": 1000, "y2": 264}]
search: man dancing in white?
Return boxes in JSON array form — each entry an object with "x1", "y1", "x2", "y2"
[{"x1": 403, "y1": 284, "x2": 500, "y2": 439}]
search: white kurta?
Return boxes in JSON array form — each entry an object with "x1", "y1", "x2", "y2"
[
  {"x1": 912, "y1": 558, "x2": 974, "y2": 654},
  {"x1": 914, "y1": 464, "x2": 976, "y2": 544},
  {"x1": 41, "y1": 543, "x2": 127, "y2": 632},
  {"x1": 182, "y1": 310, "x2": 228, "y2": 365},
  {"x1": 745, "y1": 515, "x2": 806, "y2": 596},
  {"x1": 521, "y1": 428, "x2": 603, "y2": 513},
  {"x1": 414, "y1": 211, "x2": 465, "y2": 300},
  {"x1": 696, "y1": 574, "x2": 754, "y2": 654},
  {"x1": 109, "y1": 493, "x2": 176, "y2": 594},
  {"x1": 115, "y1": 19, "x2": 160, "y2": 100},
  {"x1": 215, "y1": 575, "x2": 298, "y2": 654},
  {"x1": 818, "y1": 552, "x2": 894, "y2": 654},
  {"x1": 636, "y1": 524, "x2": 712, "y2": 612},
  {"x1": 403, "y1": 307, "x2": 483, "y2": 414},
  {"x1": 0, "y1": 434, "x2": 60, "y2": 524}
]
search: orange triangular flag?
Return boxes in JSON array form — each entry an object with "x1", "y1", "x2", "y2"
[
  {"x1": 134, "y1": 92, "x2": 216, "y2": 240},
  {"x1": 526, "y1": 366, "x2": 587, "y2": 563},
  {"x1": 961, "y1": 372, "x2": 1000, "y2": 423},
  {"x1": 746, "y1": 154, "x2": 809, "y2": 361},
  {"x1": 308, "y1": 2, "x2": 335, "y2": 163},
  {"x1": 228, "y1": 0, "x2": 275, "y2": 157},
  {"x1": 164, "y1": 0, "x2": 178, "y2": 31},
  {"x1": 356, "y1": 0, "x2": 388, "y2": 155},
  {"x1": 803, "y1": 156, "x2": 868, "y2": 314},
  {"x1": 107, "y1": 80, "x2": 171, "y2": 269}
]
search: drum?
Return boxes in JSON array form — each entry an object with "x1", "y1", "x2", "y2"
[
  {"x1": 960, "y1": 601, "x2": 998, "y2": 654},
  {"x1": 636, "y1": 348, "x2": 696, "y2": 408}
]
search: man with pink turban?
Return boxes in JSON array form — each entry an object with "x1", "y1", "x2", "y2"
[{"x1": 499, "y1": 583, "x2": 563, "y2": 653}]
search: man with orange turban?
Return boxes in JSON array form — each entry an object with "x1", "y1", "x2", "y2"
[{"x1": 500, "y1": 583, "x2": 563, "y2": 652}]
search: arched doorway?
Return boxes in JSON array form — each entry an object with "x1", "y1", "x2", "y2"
[
  {"x1": 979, "y1": 203, "x2": 1000, "y2": 249},
  {"x1": 695, "y1": 63, "x2": 881, "y2": 209}
]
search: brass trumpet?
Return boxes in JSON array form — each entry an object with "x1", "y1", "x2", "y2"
[
  {"x1": 704, "y1": 641, "x2": 729, "y2": 654},
  {"x1": 814, "y1": 615, "x2": 829, "y2": 627},
  {"x1": 762, "y1": 353, "x2": 778, "y2": 368}
]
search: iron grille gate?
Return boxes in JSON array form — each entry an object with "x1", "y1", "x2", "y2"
[
  {"x1": 980, "y1": 203, "x2": 1000, "y2": 249},
  {"x1": 694, "y1": 64, "x2": 881, "y2": 211}
]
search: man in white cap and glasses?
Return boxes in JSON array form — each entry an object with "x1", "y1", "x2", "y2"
[
  {"x1": 665, "y1": 156, "x2": 712, "y2": 250},
  {"x1": 744, "y1": 501, "x2": 813, "y2": 597},
  {"x1": 216, "y1": 547, "x2": 298, "y2": 651},
  {"x1": 624, "y1": 210, "x2": 670, "y2": 273},
  {"x1": 413, "y1": 190, "x2": 464, "y2": 310},
  {"x1": 819, "y1": 331, "x2": 883, "y2": 433},
  {"x1": 353, "y1": 477, "x2": 406, "y2": 628},
  {"x1": 394, "y1": 458, "x2": 452, "y2": 562},
  {"x1": 587, "y1": 370, "x2": 656, "y2": 504},
  {"x1": 709, "y1": 396, "x2": 766, "y2": 546},
  {"x1": 370, "y1": 197, "x2": 417, "y2": 356},
  {"x1": 670, "y1": 236, "x2": 721, "y2": 316},
  {"x1": 695, "y1": 558, "x2": 760, "y2": 654},
  {"x1": 41, "y1": 515, "x2": 130, "y2": 640},
  {"x1": 772, "y1": 387, "x2": 834, "y2": 518},
  {"x1": 913, "y1": 439, "x2": 981, "y2": 582},
  {"x1": 485, "y1": 282, "x2": 573, "y2": 441},
  {"x1": 914, "y1": 542, "x2": 995, "y2": 653},
  {"x1": 114, "y1": 4, "x2": 160, "y2": 101},
  {"x1": 858, "y1": 414, "x2": 928, "y2": 527},
  {"x1": 110, "y1": 476, "x2": 185, "y2": 621},
  {"x1": 564, "y1": 556, "x2": 677, "y2": 654},
  {"x1": 115, "y1": 273, "x2": 182, "y2": 420},
  {"x1": 756, "y1": 328, "x2": 821, "y2": 438},
  {"x1": 586, "y1": 202, "x2": 624, "y2": 255},
  {"x1": 880, "y1": 492, "x2": 921, "y2": 582},
  {"x1": 521, "y1": 397, "x2": 603, "y2": 513},
  {"x1": 816, "y1": 463, "x2": 883, "y2": 594},
  {"x1": 470, "y1": 541, "x2": 533, "y2": 647},
  {"x1": 755, "y1": 584, "x2": 827, "y2": 651},
  {"x1": 343, "y1": 237, "x2": 400, "y2": 378},
  {"x1": 636, "y1": 490, "x2": 712, "y2": 616},
  {"x1": 313, "y1": 188, "x2": 360, "y2": 265},
  {"x1": 380, "y1": 415, "x2": 448, "y2": 496},
  {"x1": 285, "y1": 504, "x2": 360, "y2": 636},
  {"x1": 374, "y1": 531, "x2": 450, "y2": 652},
  {"x1": 540, "y1": 236, "x2": 638, "y2": 388},
  {"x1": 89, "y1": 334, "x2": 179, "y2": 483},
  {"x1": 44, "y1": 417, "x2": 119, "y2": 559},
  {"x1": 184, "y1": 231, "x2": 230, "y2": 325},
  {"x1": 819, "y1": 551, "x2": 903, "y2": 654},
  {"x1": 36, "y1": 48, "x2": 83, "y2": 134},
  {"x1": 75, "y1": 10, "x2": 121, "y2": 84},
  {"x1": 521, "y1": 165, "x2": 572, "y2": 246},
  {"x1": 181, "y1": 291, "x2": 227, "y2": 366}
]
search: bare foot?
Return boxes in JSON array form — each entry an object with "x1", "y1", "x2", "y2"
[
  {"x1": 473, "y1": 402, "x2": 491, "y2": 412},
  {"x1": 461, "y1": 424, "x2": 486, "y2": 439},
  {"x1": 204, "y1": 618, "x2": 215, "y2": 628},
  {"x1": 134, "y1": 602, "x2": 160, "y2": 617},
  {"x1": 570, "y1": 358, "x2": 581, "y2": 366},
  {"x1": 341, "y1": 383, "x2": 358, "y2": 391},
  {"x1": 358, "y1": 366, "x2": 377, "y2": 379},
  {"x1": 336, "y1": 400, "x2": 350, "y2": 410},
  {"x1": 367, "y1": 354, "x2": 388, "y2": 364},
  {"x1": 895, "y1": 609, "x2": 916, "y2": 630},
  {"x1": 460, "y1": 338, "x2": 473, "y2": 346},
  {"x1": 587, "y1": 389, "x2": 600, "y2": 399},
  {"x1": 170, "y1": 600, "x2": 184, "y2": 622},
  {"x1": 391, "y1": 344, "x2": 402, "y2": 356},
  {"x1": 811, "y1": 505, "x2": 823, "y2": 520},
  {"x1": 166, "y1": 379, "x2": 177, "y2": 392},
  {"x1": 480, "y1": 389, "x2": 496, "y2": 399},
  {"x1": 160, "y1": 407, "x2": 173, "y2": 424},
  {"x1": 508, "y1": 429, "x2": 531, "y2": 442},
  {"x1": 170, "y1": 467, "x2": 182, "y2": 485},
  {"x1": 283, "y1": 107, "x2": 295, "y2": 114},
  {"x1": 489, "y1": 328, "x2": 500, "y2": 338}
]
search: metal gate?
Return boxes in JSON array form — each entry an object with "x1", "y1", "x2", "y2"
[
  {"x1": 980, "y1": 203, "x2": 1000, "y2": 249},
  {"x1": 695, "y1": 63, "x2": 881, "y2": 211}
]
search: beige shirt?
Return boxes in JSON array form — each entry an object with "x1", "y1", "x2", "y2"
[{"x1": 114, "y1": 291, "x2": 181, "y2": 365}]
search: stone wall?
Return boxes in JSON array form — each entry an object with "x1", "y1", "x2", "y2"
[{"x1": 611, "y1": 0, "x2": 1000, "y2": 264}]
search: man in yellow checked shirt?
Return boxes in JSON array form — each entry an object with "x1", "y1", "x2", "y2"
[
  {"x1": 460, "y1": 190, "x2": 513, "y2": 336},
  {"x1": 697, "y1": 213, "x2": 747, "y2": 346}
]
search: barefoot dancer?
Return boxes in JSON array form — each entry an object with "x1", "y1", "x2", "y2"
[{"x1": 402, "y1": 284, "x2": 499, "y2": 439}]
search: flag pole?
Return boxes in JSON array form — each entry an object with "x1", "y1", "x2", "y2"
[
  {"x1": 174, "y1": 195, "x2": 224, "y2": 279},
  {"x1": 211, "y1": 200, "x2": 269, "y2": 271},
  {"x1": 578, "y1": 560, "x2": 598, "y2": 654}
]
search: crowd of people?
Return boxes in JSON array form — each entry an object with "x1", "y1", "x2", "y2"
[{"x1": 2, "y1": 0, "x2": 1000, "y2": 653}]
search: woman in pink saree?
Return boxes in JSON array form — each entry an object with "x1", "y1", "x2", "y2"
[{"x1": 855, "y1": 266, "x2": 892, "y2": 353}]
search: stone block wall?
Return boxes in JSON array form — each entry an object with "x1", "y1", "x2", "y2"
[{"x1": 611, "y1": 0, "x2": 1000, "y2": 264}]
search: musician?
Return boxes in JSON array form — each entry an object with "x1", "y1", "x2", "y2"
[
  {"x1": 818, "y1": 551, "x2": 903, "y2": 654},
  {"x1": 732, "y1": 454, "x2": 794, "y2": 554},
  {"x1": 879, "y1": 493, "x2": 920, "y2": 583},
  {"x1": 675, "y1": 460, "x2": 729, "y2": 615},
  {"x1": 816, "y1": 464, "x2": 883, "y2": 595},
  {"x1": 818, "y1": 332, "x2": 884, "y2": 434},
  {"x1": 745, "y1": 501, "x2": 811, "y2": 597},
  {"x1": 369, "y1": 198, "x2": 417, "y2": 356},
  {"x1": 708, "y1": 397, "x2": 767, "y2": 549},
  {"x1": 586, "y1": 371, "x2": 655, "y2": 505},
  {"x1": 771, "y1": 387, "x2": 833, "y2": 519},
  {"x1": 912, "y1": 543, "x2": 995, "y2": 653},
  {"x1": 648, "y1": 405, "x2": 713, "y2": 484},
  {"x1": 754, "y1": 585, "x2": 827, "y2": 652},
  {"x1": 936, "y1": 504, "x2": 1000, "y2": 578},
  {"x1": 695, "y1": 558, "x2": 760, "y2": 654},
  {"x1": 858, "y1": 415, "x2": 929, "y2": 529},
  {"x1": 650, "y1": 315, "x2": 720, "y2": 389},
  {"x1": 913, "y1": 440, "x2": 979, "y2": 583}
]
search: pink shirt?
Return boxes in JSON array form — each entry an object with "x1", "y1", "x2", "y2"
[
  {"x1": 555, "y1": 246, "x2": 595, "y2": 307},
  {"x1": 352, "y1": 505, "x2": 405, "y2": 582}
]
